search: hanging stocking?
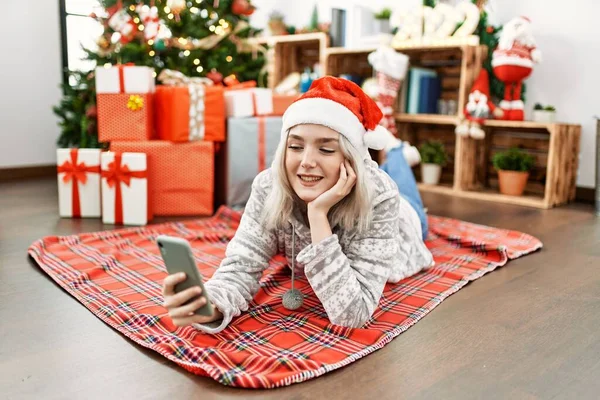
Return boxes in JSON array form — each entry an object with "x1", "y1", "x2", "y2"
[
  {"x1": 368, "y1": 46, "x2": 420, "y2": 166},
  {"x1": 374, "y1": 71, "x2": 402, "y2": 135},
  {"x1": 368, "y1": 46, "x2": 408, "y2": 135}
]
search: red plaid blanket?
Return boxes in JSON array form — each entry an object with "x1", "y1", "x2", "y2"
[{"x1": 28, "y1": 207, "x2": 542, "y2": 388}]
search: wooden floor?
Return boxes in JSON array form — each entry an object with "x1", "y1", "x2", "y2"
[{"x1": 2, "y1": 177, "x2": 599, "y2": 399}]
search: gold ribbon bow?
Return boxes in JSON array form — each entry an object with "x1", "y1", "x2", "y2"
[{"x1": 127, "y1": 95, "x2": 144, "y2": 111}]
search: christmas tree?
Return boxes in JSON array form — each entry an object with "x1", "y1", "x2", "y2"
[
  {"x1": 473, "y1": 1, "x2": 505, "y2": 103},
  {"x1": 54, "y1": 0, "x2": 266, "y2": 148}
]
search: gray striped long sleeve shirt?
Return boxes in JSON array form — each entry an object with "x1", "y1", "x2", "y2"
[{"x1": 196, "y1": 161, "x2": 434, "y2": 333}]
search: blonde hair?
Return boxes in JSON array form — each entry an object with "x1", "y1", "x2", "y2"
[{"x1": 261, "y1": 129, "x2": 373, "y2": 233}]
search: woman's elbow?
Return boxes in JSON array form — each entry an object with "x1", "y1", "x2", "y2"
[{"x1": 328, "y1": 302, "x2": 374, "y2": 328}]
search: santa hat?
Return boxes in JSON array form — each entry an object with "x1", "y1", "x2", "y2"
[
  {"x1": 470, "y1": 69, "x2": 491, "y2": 98},
  {"x1": 281, "y1": 76, "x2": 394, "y2": 157}
]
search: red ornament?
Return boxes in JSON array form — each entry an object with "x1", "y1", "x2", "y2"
[
  {"x1": 231, "y1": 0, "x2": 255, "y2": 16},
  {"x1": 486, "y1": 26, "x2": 494, "y2": 33},
  {"x1": 86, "y1": 105, "x2": 98, "y2": 119},
  {"x1": 207, "y1": 69, "x2": 224, "y2": 85}
]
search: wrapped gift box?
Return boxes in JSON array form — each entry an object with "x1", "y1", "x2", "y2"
[
  {"x1": 154, "y1": 84, "x2": 225, "y2": 142},
  {"x1": 96, "y1": 64, "x2": 155, "y2": 142},
  {"x1": 95, "y1": 65, "x2": 155, "y2": 94},
  {"x1": 109, "y1": 141, "x2": 214, "y2": 216},
  {"x1": 225, "y1": 88, "x2": 298, "y2": 118},
  {"x1": 272, "y1": 93, "x2": 298, "y2": 115},
  {"x1": 57, "y1": 148, "x2": 102, "y2": 218},
  {"x1": 101, "y1": 152, "x2": 151, "y2": 225},
  {"x1": 224, "y1": 88, "x2": 254, "y2": 118},
  {"x1": 97, "y1": 93, "x2": 154, "y2": 142},
  {"x1": 226, "y1": 116, "x2": 283, "y2": 206}
]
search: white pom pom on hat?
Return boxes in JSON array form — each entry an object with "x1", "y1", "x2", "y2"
[{"x1": 363, "y1": 124, "x2": 393, "y2": 150}]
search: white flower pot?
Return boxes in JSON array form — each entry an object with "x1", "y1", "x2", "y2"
[
  {"x1": 374, "y1": 19, "x2": 390, "y2": 34},
  {"x1": 532, "y1": 110, "x2": 556, "y2": 123},
  {"x1": 421, "y1": 163, "x2": 442, "y2": 185}
]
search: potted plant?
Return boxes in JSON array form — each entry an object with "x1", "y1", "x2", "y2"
[
  {"x1": 419, "y1": 141, "x2": 448, "y2": 185},
  {"x1": 532, "y1": 103, "x2": 556, "y2": 123},
  {"x1": 268, "y1": 11, "x2": 288, "y2": 36},
  {"x1": 374, "y1": 8, "x2": 392, "y2": 34},
  {"x1": 492, "y1": 148, "x2": 535, "y2": 196}
]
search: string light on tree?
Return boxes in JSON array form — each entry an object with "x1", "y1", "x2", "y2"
[
  {"x1": 149, "y1": 50, "x2": 156, "y2": 56},
  {"x1": 167, "y1": 13, "x2": 174, "y2": 19},
  {"x1": 129, "y1": 4, "x2": 135, "y2": 11},
  {"x1": 200, "y1": 9, "x2": 208, "y2": 18},
  {"x1": 196, "y1": 66, "x2": 204, "y2": 73},
  {"x1": 190, "y1": 7, "x2": 199, "y2": 14},
  {"x1": 193, "y1": 58, "x2": 200, "y2": 65},
  {"x1": 183, "y1": 50, "x2": 191, "y2": 56},
  {"x1": 226, "y1": 56, "x2": 233, "y2": 62},
  {"x1": 209, "y1": 26, "x2": 216, "y2": 32}
]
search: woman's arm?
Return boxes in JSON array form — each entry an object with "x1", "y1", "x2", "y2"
[
  {"x1": 194, "y1": 172, "x2": 278, "y2": 334},
  {"x1": 299, "y1": 192, "x2": 402, "y2": 328}
]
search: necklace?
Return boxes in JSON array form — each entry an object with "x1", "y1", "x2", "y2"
[{"x1": 282, "y1": 223, "x2": 304, "y2": 310}]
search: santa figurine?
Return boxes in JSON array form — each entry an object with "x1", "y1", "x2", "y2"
[
  {"x1": 455, "y1": 69, "x2": 503, "y2": 140},
  {"x1": 492, "y1": 16, "x2": 542, "y2": 120}
]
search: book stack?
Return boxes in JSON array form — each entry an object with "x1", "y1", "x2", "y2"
[{"x1": 400, "y1": 67, "x2": 442, "y2": 114}]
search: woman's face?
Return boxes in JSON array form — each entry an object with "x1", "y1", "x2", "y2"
[{"x1": 285, "y1": 124, "x2": 346, "y2": 203}]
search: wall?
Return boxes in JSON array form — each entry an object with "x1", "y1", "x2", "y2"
[
  {"x1": 489, "y1": 0, "x2": 599, "y2": 188},
  {"x1": 252, "y1": 0, "x2": 598, "y2": 188},
  {"x1": 0, "y1": 1, "x2": 62, "y2": 169},
  {"x1": 3, "y1": 1, "x2": 596, "y2": 188}
]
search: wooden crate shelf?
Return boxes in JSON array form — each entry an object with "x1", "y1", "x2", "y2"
[
  {"x1": 248, "y1": 33, "x2": 329, "y2": 90},
  {"x1": 260, "y1": 39, "x2": 582, "y2": 209},
  {"x1": 394, "y1": 114, "x2": 559, "y2": 130},
  {"x1": 326, "y1": 44, "x2": 487, "y2": 117},
  {"x1": 405, "y1": 120, "x2": 581, "y2": 209},
  {"x1": 418, "y1": 183, "x2": 547, "y2": 208}
]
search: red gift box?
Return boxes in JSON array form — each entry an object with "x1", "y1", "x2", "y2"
[
  {"x1": 109, "y1": 141, "x2": 214, "y2": 216},
  {"x1": 96, "y1": 64, "x2": 155, "y2": 142},
  {"x1": 97, "y1": 93, "x2": 154, "y2": 142}
]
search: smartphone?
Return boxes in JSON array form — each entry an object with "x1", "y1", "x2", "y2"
[{"x1": 156, "y1": 235, "x2": 214, "y2": 317}]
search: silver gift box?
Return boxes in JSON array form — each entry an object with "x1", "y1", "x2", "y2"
[{"x1": 226, "y1": 116, "x2": 283, "y2": 207}]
